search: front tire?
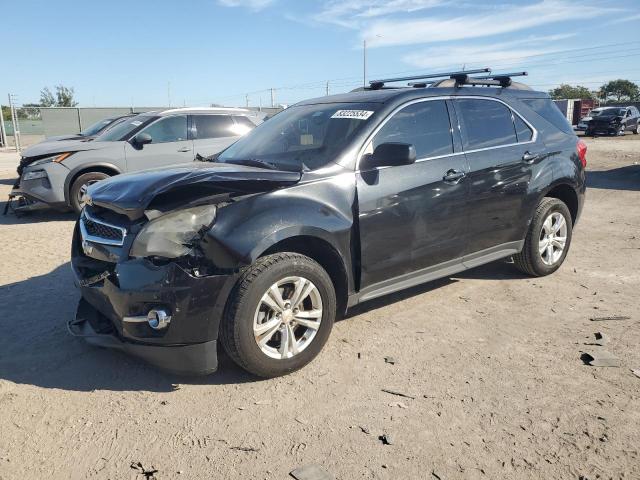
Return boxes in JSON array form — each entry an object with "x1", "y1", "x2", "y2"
[
  {"x1": 634, "y1": 123, "x2": 639, "y2": 135},
  {"x1": 69, "y1": 172, "x2": 110, "y2": 213},
  {"x1": 513, "y1": 197, "x2": 573, "y2": 277},
  {"x1": 220, "y1": 253, "x2": 336, "y2": 378}
]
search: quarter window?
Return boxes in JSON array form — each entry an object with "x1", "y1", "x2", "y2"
[
  {"x1": 141, "y1": 115, "x2": 188, "y2": 143},
  {"x1": 456, "y1": 99, "x2": 517, "y2": 150},
  {"x1": 372, "y1": 100, "x2": 453, "y2": 159},
  {"x1": 193, "y1": 115, "x2": 236, "y2": 139},
  {"x1": 514, "y1": 114, "x2": 533, "y2": 142}
]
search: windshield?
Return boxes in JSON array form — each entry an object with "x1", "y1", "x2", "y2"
[
  {"x1": 587, "y1": 109, "x2": 603, "y2": 117},
  {"x1": 217, "y1": 103, "x2": 380, "y2": 171},
  {"x1": 95, "y1": 115, "x2": 155, "y2": 141},
  {"x1": 599, "y1": 108, "x2": 626, "y2": 116},
  {"x1": 80, "y1": 118, "x2": 116, "y2": 136}
]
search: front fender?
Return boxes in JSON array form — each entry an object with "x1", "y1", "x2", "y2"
[{"x1": 199, "y1": 176, "x2": 356, "y2": 271}]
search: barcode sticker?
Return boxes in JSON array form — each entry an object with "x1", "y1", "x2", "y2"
[{"x1": 331, "y1": 110, "x2": 374, "y2": 120}]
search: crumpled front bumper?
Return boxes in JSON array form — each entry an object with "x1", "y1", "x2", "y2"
[
  {"x1": 69, "y1": 299, "x2": 219, "y2": 376},
  {"x1": 70, "y1": 226, "x2": 240, "y2": 375}
]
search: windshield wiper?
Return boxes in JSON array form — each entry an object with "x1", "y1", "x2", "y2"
[{"x1": 226, "y1": 159, "x2": 279, "y2": 170}]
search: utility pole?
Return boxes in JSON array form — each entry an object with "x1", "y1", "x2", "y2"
[
  {"x1": 0, "y1": 103, "x2": 6, "y2": 148},
  {"x1": 259, "y1": 97, "x2": 262, "y2": 112},
  {"x1": 245, "y1": 94, "x2": 249, "y2": 108},
  {"x1": 326, "y1": 81, "x2": 330, "y2": 96},
  {"x1": 363, "y1": 40, "x2": 367, "y2": 88},
  {"x1": 270, "y1": 88, "x2": 275, "y2": 108},
  {"x1": 8, "y1": 94, "x2": 20, "y2": 152},
  {"x1": 167, "y1": 81, "x2": 171, "y2": 107}
]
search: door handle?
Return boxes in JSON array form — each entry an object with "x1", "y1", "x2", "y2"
[
  {"x1": 522, "y1": 151, "x2": 539, "y2": 163},
  {"x1": 177, "y1": 147, "x2": 191, "y2": 153},
  {"x1": 443, "y1": 169, "x2": 466, "y2": 183}
]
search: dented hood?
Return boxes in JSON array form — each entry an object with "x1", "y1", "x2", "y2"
[{"x1": 86, "y1": 162, "x2": 302, "y2": 219}]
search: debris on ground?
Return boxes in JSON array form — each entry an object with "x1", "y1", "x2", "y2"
[
  {"x1": 384, "y1": 356, "x2": 396, "y2": 365},
  {"x1": 379, "y1": 434, "x2": 394, "y2": 445},
  {"x1": 381, "y1": 388, "x2": 415, "y2": 399},
  {"x1": 581, "y1": 350, "x2": 621, "y2": 367},
  {"x1": 359, "y1": 425, "x2": 370, "y2": 434},
  {"x1": 230, "y1": 445, "x2": 260, "y2": 452},
  {"x1": 130, "y1": 462, "x2": 159, "y2": 479},
  {"x1": 290, "y1": 464, "x2": 334, "y2": 480},
  {"x1": 590, "y1": 315, "x2": 631, "y2": 321},
  {"x1": 388, "y1": 401, "x2": 409, "y2": 409},
  {"x1": 585, "y1": 332, "x2": 610, "y2": 346},
  {"x1": 631, "y1": 369, "x2": 640, "y2": 379}
]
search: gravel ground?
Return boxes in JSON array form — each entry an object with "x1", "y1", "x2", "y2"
[{"x1": 0, "y1": 136, "x2": 639, "y2": 480}]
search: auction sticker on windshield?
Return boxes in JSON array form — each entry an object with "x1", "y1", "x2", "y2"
[{"x1": 331, "y1": 110, "x2": 374, "y2": 120}]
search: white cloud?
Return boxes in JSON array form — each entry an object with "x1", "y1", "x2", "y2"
[
  {"x1": 402, "y1": 34, "x2": 577, "y2": 69},
  {"x1": 314, "y1": 0, "x2": 449, "y2": 29},
  {"x1": 217, "y1": 0, "x2": 275, "y2": 10},
  {"x1": 361, "y1": 1, "x2": 605, "y2": 47}
]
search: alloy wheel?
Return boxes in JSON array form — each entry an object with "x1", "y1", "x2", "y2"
[
  {"x1": 538, "y1": 212, "x2": 568, "y2": 266},
  {"x1": 253, "y1": 276, "x2": 323, "y2": 360}
]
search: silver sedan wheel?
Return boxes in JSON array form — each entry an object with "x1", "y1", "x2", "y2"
[
  {"x1": 253, "y1": 276, "x2": 323, "y2": 360},
  {"x1": 539, "y1": 212, "x2": 568, "y2": 266}
]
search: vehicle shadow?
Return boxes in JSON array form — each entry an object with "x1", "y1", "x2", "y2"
[
  {"x1": 0, "y1": 263, "x2": 255, "y2": 393},
  {"x1": 345, "y1": 259, "x2": 526, "y2": 318},
  {"x1": 0, "y1": 199, "x2": 76, "y2": 224},
  {"x1": 587, "y1": 165, "x2": 640, "y2": 191}
]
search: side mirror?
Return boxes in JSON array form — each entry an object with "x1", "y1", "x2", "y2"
[
  {"x1": 133, "y1": 132, "x2": 152, "y2": 148},
  {"x1": 360, "y1": 142, "x2": 417, "y2": 170}
]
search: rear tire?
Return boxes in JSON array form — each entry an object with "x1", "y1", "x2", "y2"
[
  {"x1": 634, "y1": 123, "x2": 639, "y2": 135},
  {"x1": 70, "y1": 172, "x2": 110, "y2": 214},
  {"x1": 220, "y1": 253, "x2": 336, "y2": 378},
  {"x1": 513, "y1": 197, "x2": 573, "y2": 277}
]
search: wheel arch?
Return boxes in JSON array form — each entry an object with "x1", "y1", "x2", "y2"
[
  {"x1": 64, "y1": 163, "x2": 122, "y2": 206},
  {"x1": 543, "y1": 182, "x2": 579, "y2": 224},
  {"x1": 258, "y1": 234, "x2": 350, "y2": 317}
]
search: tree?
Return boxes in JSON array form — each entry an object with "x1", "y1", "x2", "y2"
[
  {"x1": 549, "y1": 84, "x2": 594, "y2": 100},
  {"x1": 39, "y1": 85, "x2": 78, "y2": 107},
  {"x1": 40, "y1": 87, "x2": 56, "y2": 107},
  {"x1": 601, "y1": 79, "x2": 640, "y2": 102},
  {"x1": 55, "y1": 85, "x2": 78, "y2": 107}
]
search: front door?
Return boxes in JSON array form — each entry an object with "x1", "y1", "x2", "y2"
[
  {"x1": 452, "y1": 97, "x2": 540, "y2": 255},
  {"x1": 124, "y1": 115, "x2": 193, "y2": 171},
  {"x1": 356, "y1": 99, "x2": 470, "y2": 289}
]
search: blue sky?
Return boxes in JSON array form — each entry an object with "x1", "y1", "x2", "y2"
[{"x1": 1, "y1": 0, "x2": 639, "y2": 107}]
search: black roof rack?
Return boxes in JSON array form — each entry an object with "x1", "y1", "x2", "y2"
[
  {"x1": 368, "y1": 68, "x2": 529, "y2": 90},
  {"x1": 369, "y1": 68, "x2": 490, "y2": 89}
]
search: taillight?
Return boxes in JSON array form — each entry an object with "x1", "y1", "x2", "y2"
[{"x1": 577, "y1": 138, "x2": 587, "y2": 168}]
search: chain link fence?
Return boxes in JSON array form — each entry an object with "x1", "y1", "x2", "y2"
[{"x1": 1, "y1": 106, "x2": 169, "y2": 150}]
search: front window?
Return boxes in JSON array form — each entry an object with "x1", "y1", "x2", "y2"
[
  {"x1": 217, "y1": 103, "x2": 380, "y2": 171},
  {"x1": 600, "y1": 108, "x2": 626, "y2": 116},
  {"x1": 96, "y1": 115, "x2": 156, "y2": 141},
  {"x1": 140, "y1": 115, "x2": 188, "y2": 143}
]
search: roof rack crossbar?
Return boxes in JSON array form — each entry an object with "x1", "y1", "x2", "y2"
[
  {"x1": 370, "y1": 68, "x2": 490, "y2": 89},
  {"x1": 474, "y1": 71, "x2": 528, "y2": 87}
]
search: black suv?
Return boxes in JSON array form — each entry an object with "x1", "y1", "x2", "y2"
[
  {"x1": 585, "y1": 105, "x2": 640, "y2": 136},
  {"x1": 69, "y1": 70, "x2": 586, "y2": 378}
]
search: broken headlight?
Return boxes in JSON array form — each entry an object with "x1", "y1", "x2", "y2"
[{"x1": 130, "y1": 204, "x2": 217, "y2": 259}]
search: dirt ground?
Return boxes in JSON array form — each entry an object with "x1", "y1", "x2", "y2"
[{"x1": 0, "y1": 135, "x2": 639, "y2": 480}]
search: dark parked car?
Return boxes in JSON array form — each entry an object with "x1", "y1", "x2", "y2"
[
  {"x1": 585, "y1": 106, "x2": 640, "y2": 136},
  {"x1": 69, "y1": 70, "x2": 586, "y2": 378}
]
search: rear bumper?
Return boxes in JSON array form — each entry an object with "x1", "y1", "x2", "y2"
[{"x1": 70, "y1": 299, "x2": 218, "y2": 375}]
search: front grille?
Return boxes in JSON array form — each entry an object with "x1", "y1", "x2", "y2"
[
  {"x1": 80, "y1": 210, "x2": 126, "y2": 246},
  {"x1": 84, "y1": 217, "x2": 123, "y2": 241}
]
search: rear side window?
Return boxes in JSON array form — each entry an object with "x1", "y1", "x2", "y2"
[
  {"x1": 232, "y1": 115, "x2": 257, "y2": 135},
  {"x1": 522, "y1": 98, "x2": 574, "y2": 134},
  {"x1": 193, "y1": 115, "x2": 236, "y2": 139},
  {"x1": 372, "y1": 100, "x2": 453, "y2": 159},
  {"x1": 456, "y1": 99, "x2": 517, "y2": 149}
]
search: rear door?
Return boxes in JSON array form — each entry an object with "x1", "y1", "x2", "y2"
[
  {"x1": 192, "y1": 114, "x2": 242, "y2": 158},
  {"x1": 357, "y1": 99, "x2": 470, "y2": 289},
  {"x1": 453, "y1": 97, "x2": 539, "y2": 256},
  {"x1": 123, "y1": 115, "x2": 193, "y2": 171}
]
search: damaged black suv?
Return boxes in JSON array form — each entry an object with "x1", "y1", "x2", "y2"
[{"x1": 70, "y1": 70, "x2": 586, "y2": 377}]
